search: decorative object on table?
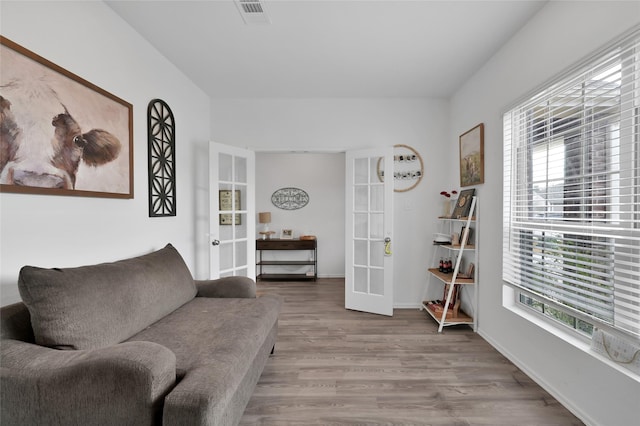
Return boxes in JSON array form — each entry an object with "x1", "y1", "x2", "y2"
[
  {"x1": 271, "y1": 187, "x2": 309, "y2": 210},
  {"x1": 258, "y1": 212, "x2": 275, "y2": 239},
  {"x1": 376, "y1": 144, "x2": 424, "y2": 192},
  {"x1": 0, "y1": 36, "x2": 133, "y2": 199},
  {"x1": 459, "y1": 123, "x2": 484, "y2": 187},
  {"x1": 439, "y1": 189, "x2": 458, "y2": 218},
  {"x1": 450, "y1": 188, "x2": 476, "y2": 219},
  {"x1": 281, "y1": 229, "x2": 293, "y2": 239},
  {"x1": 219, "y1": 189, "x2": 241, "y2": 225},
  {"x1": 147, "y1": 99, "x2": 176, "y2": 217},
  {"x1": 300, "y1": 235, "x2": 316, "y2": 240}
]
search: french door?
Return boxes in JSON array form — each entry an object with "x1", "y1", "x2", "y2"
[
  {"x1": 345, "y1": 147, "x2": 394, "y2": 316},
  {"x1": 209, "y1": 142, "x2": 255, "y2": 279}
]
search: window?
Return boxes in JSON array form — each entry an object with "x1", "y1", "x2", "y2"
[{"x1": 503, "y1": 26, "x2": 640, "y2": 339}]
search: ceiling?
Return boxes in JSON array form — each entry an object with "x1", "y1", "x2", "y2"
[{"x1": 106, "y1": 0, "x2": 547, "y2": 98}]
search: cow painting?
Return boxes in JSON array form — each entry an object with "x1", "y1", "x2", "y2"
[{"x1": 0, "y1": 38, "x2": 132, "y2": 197}]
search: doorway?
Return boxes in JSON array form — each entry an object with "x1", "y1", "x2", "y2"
[{"x1": 255, "y1": 152, "x2": 346, "y2": 279}]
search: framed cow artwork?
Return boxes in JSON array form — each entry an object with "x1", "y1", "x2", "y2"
[{"x1": 0, "y1": 36, "x2": 133, "y2": 199}]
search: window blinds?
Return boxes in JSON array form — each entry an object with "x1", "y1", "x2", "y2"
[{"x1": 503, "y1": 26, "x2": 640, "y2": 338}]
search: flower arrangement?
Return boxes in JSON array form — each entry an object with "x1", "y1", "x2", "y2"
[
  {"x1": 440, "y1": 190, "x2": 458, "y2": 198},
  {"x1": 440, "y1": 190, "x2": 458, "y2": 217}
]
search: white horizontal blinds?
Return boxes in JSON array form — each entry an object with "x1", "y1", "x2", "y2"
[{"x1": 503, "y1": 27, "x2": 640, "y2": 337}]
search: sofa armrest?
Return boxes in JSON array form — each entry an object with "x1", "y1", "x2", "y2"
[
  {"x1": 0, "y1": 339, "x2": 176, "y2": 426},
  {"x1": 195, "y1": 276, "x2": 256, "y2": 298}
]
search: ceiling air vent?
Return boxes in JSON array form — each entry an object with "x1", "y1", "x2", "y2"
[{"x1": 235, "y1": 0, "x2": 271, "y2": 25}]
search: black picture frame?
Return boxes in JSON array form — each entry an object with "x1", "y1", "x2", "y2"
[{"x1": 451, "y1": 188, "x2": 475, "y2": 219}]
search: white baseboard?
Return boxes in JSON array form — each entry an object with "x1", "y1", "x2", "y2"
[
  {"x1": 394, "y1": 303, "x2": 422, "y2": 309},
  {"x1": 478, "y1": 329, "x2": 597, "y2": 426}
]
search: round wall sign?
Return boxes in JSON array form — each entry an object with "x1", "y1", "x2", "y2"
[
  {"x1": 271, "y1": 187, "x2": 309, "y2": 210},
  {"x1": 376, "y1": 144, "x2": 424, "y2": 192}
]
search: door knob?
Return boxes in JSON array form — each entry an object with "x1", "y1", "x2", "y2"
[{"x1": 211, "y1": 239, "x2": 220, "y2": 246}]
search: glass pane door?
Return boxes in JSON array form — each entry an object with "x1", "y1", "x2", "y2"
[{"x1": 209, "y1": 143, "x2": 255, "y2": 279}]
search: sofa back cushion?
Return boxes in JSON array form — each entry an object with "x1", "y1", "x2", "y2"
[
  {"x1": 1, "y1": 302, "x2": 35, "y2": 343},
  {"x1": 18, "y1": 244, "x2": 197, "y2": 350}
]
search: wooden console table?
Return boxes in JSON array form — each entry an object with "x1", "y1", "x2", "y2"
[{"x1": 256, "y1": 239, "x2": 317, "y2": 281}]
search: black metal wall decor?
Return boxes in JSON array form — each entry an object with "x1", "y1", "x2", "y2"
[{"x1": 147, "y1": 99, "x2": 176, "y2": 217}]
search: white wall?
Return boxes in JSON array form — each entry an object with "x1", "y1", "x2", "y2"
[
  {"x1": 449, "y1": 2, "x2": 640, "y2": 425},
  {"x1": 211, "y1": 98, "x2": 450, "y2": 306},
  {"x1": 256, "y1": 152, "x2": 345, "y2": 278},
  {"x1": 0, "y1": 1, "x2": 211, "y2": 305}
]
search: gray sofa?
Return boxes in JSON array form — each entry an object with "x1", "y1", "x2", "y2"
[{"x1": 0, "y1": 244, "x2": 282, "y2": 426}]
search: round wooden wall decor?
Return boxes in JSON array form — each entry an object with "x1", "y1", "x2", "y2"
[{"x1": 377, "y1": 144, "x2": 424, "y2": 192}]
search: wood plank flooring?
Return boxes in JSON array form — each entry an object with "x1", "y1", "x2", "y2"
[{"x1": 241, "y1": 278, "x2": 583, "y2": 425}]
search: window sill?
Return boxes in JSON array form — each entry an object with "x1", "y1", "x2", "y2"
[{"x1": 502, "y1": 285, "x2": 640, "y2": 382}]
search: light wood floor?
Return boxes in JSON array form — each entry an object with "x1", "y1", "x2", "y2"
[{"x1": 241, "y1": 279, "x2": 583, "y2": 425}]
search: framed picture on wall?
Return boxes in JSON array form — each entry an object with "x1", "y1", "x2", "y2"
[
  {"x1": 0, "y1": 36, "x2": 133, "y2": 198},
  {"x1": 459, "y1": 123, "x2": 484, "y2": 187}
]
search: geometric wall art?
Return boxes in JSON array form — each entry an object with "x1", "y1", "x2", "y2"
[{"x1": 147, "y1": 99, "x2": 176, "y2": 217}]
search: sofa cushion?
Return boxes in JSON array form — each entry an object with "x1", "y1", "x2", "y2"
[
  {"x1": 18, "y1": 244, "x2": 197, "y2": 350},
  {"x1": 127, "y1": 295, "x2": 282, "y2": 377},
  {"x1": 128, "y1": 294, "x2": 283, "y2": 425}
]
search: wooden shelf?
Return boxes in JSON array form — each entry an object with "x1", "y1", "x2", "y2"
[
  {"x1": 257, "y1": 238, "x2": 316, "y2": 250},
  {"x1": 257, "y1": 260, "x2": 315, "y2": 266},
  {"x1": 427, "y1": 268, "x2": 474, "y2": 285},
  {"x1": 422, "y1": 301, "x2": 473, "y2": 325},
  {"x1": 437, "y1": 216, "x2": 476, "y2": 221},
  {"x1": 257, "y1": 273, "x2": 315, "y2": 281},
  {"x1": 439, "y1": 244, "x2": 476, "y2": 251}
]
